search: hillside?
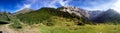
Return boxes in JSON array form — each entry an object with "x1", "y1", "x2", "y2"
[
  {"x1": 88, "y1": 11, "x2": 103, "y2": 20},
  {"x1": 0, "y1": 12, "x2": 10, "y2": 24},
  {"x1": 16, "y1": 7, "x2": 91, "y2": 26},
  {"x1": 92, "y1": 9, "x2": 120, "y2": 24},
  {"x1": 14, "y1": 8, "x2": 34, "y2": 15}
]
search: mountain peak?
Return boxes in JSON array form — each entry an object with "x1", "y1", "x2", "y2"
[
  {"x1": 14, "y1": 8, "x2": 34, "y2": 15},
  {"x1": 92, "y1": 9, "x2": 120, "y2": 23},
  {"x1": 57, "y1": 6, "x2": 90, "y2": 21},
  {"x1": 106, "y1": 9, "x2": 116, "y2": 12},
  {"x1": 59, "y1": 6, "x2": 79, "y2": 13},
  {"x1": 21, "y1": 8, "x2": 34, "y2": 11},
  {"x1": 104, "y1": 9, "x2": 119, "y2": 14}
]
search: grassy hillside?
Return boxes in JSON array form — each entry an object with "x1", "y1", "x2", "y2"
[
  {"x1": 14, "y1": 7, "x2": 120, "y2": 33},
  {"x1": 16, "y1": 7, "x2": 87, "y2": 26},
  {"x1": 0, "y1": 12, "x2": 10, "y2": 24},
  {"x1": 39, "y1": 24, "x2": 120, "y2": 33}
]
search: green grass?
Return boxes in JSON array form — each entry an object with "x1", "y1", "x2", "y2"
[
  {"x1": 39, "y1": 24, "x2": 120, "y2": 33},
  {"x1": 16, "y1": 8, "x2": 84, "y2": 25},
  {"x1": 9, "y1": 15, "x2": 23, "y2": 29},
  {"x1": 14, "y1": 7, "x2": 120, "y2": 33},
  {"x1": 0, "y1": 12, "x2": 10, "y2": 23}
]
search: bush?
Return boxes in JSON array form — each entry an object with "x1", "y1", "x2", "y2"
[{"x1": 10, "y1": 24, "x2": 22, "y2": 29}]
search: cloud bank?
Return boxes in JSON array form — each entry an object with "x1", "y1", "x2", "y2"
[
  {"x1": 14, "y1": 0, "x2": 36, "y2": 13},
  {"x1": 1, "y1": 0, "x2": 120, "y2": 13},
  {"x1": 111, "y1": 0, "x2": 120, "y2": 13},
  {"x1": 25, "y1": 0, "x2": 119, "y2": 11}
]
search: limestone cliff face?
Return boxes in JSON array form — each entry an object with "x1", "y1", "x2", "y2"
[
  {"x1": 58, "y1": 6, "x2": 90, "y2": 19},
  {"x1": 57, "y1": 6, "x2": 91, "y2": 23}
]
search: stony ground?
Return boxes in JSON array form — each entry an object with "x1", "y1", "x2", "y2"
[
  {"x1": 0, "y1": 24, "x2": 41, "y2": 33},
  {"x1": 0, "y1": 15, "x2": 41, "y2": 33},
  {"x1": 0, "y1": 24, "x2": 18, "y2": 33}
]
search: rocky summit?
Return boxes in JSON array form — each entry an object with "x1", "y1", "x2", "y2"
[{"x1": 58, "y1": 6, "x2": 90, "y2": 19}]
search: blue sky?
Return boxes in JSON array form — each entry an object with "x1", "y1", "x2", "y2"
[{"x1": 0, "y1": 0, "x2": 119, "y2": 13}]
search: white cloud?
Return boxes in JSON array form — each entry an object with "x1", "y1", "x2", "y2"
[
  {"x1": 79, "y1": 0, "x2": 120, "y2": 12},
  {"x1": 14, "y1": 0, "x2": 72, "y2": 13},
  {"x1": 14, "y1": 0, "x2": 37, "y2": 13},
  {"x1": 59, "y1": 0, "x2": 72, "y2": 6},
  {"x1": 45, "y1": 0, "x2": 58, "y2": 8},
  {"x1": 38, "y1": 0, "x2": 72, "y2": 8},
  {"x1": 14, "y1": 0, "x2": 120, "y2": 13},
  {"x1": 14, "y1": 4, "x2": 31, "y2": 12},
  {"x1": 83, "y1": 2, "x2": 113, "y2": 11},
  {"x1": 111, "y1": 0, "x2": 120, "y2": 13},
  {"x1": 24, "y1": 4, "x2": 31, "y2": 8}
]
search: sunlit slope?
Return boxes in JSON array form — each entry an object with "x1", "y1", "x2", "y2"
[{"x1": 16, "y1": 7, "x2": 90, "y2": 26}]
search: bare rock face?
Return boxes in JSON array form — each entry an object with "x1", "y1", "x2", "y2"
[
  {"x1": 57, "y1": 6, "x2": 91, "y2": 23},
  {"x1": 58, "y1": 6, "x2": 90, "y2": 19}
]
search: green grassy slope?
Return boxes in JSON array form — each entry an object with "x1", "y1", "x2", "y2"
[
  {"x1": 15, "y1": 7, "x2": 120, "y2": 33},
  {"x1": 16, "y1": 7, "x2": 86, "y2": 26},
  {"x1": 39, "y1": 24, "x2": 120, "y2": 33},
  {"x1": 0, "y1": 12, "x2": 23, "y2": 29},
  {"x1": 0, "y1": 12, "x2": 10, "y2": 23}
]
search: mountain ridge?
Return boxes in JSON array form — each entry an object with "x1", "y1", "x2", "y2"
[
  {"x1": 92, "y1": 9, "x2": 120, "y2": 23},
  {"x1": 1, "y1": 6, "x2": 120, "y2": 25},
  {"x1": 13, "y1": 8, "x2": 34, "y2": 15},
  {"x1": 15, "y1": 6, "x2": 93, "y2": 25}
]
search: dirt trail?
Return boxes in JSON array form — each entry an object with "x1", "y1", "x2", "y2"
[
  {"x1": 0, "y1": 24, "x2": 41, "y2": 33},
  {"x1": 0, "y1": 13, "x2": 41, "y2": 33},
  {"x1": 0, "y1": 24, "x2": 18, "y2": 33}
]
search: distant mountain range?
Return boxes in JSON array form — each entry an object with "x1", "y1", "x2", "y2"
[
  {"x1": 14, "y1": 6, "x2": 120, "y2": 24},
  {"x1": 92, "y1": 9, "x2": 120, "y2": 23},
  {"x1": 88, "y1": 10, "x2": 103, "y2": 20}
]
